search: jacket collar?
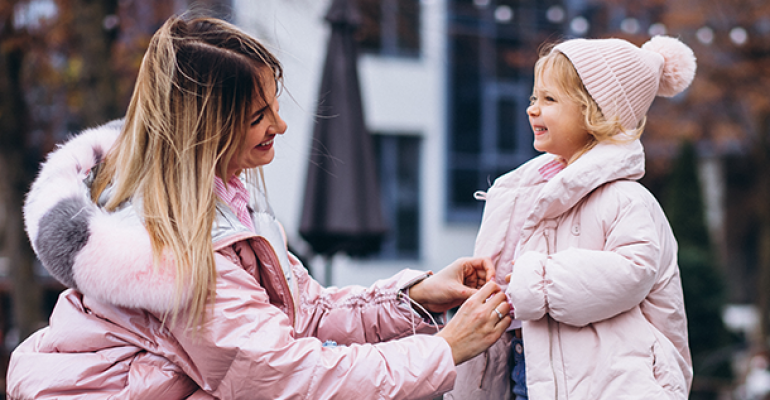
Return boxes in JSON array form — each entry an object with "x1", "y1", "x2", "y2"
[{"x1": 494, "y1": 139, "x2": 645, "y2": 234}]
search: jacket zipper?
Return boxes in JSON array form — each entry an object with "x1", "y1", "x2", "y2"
[
  {"x1": 476, "y1": 191, "x2": 519, "y2": 389},
  {"x1": 275, "y1": 248, "x2": 297, "y2": 328},
  {"x1": 543, "y1": 226, "x2": 559, "y2": 399},
  {"x1": 256, "y1": 236, "x2": 297, "y2": 328}
]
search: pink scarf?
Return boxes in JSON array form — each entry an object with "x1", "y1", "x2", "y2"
[
  {"x1": 214, "y1": 175, "x2": 255, "y2": 232},
  {"x1": 538, "y1": 158, "x2": 566, "y2": 181}
]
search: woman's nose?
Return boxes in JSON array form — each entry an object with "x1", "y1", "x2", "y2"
[{"x1": 271, "y1": 113, "x2": 288, "y2": 135}]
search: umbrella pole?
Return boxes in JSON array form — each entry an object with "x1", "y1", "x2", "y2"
[{"x1": 324, "y1": 255, "x2": 333, "y2": 287}]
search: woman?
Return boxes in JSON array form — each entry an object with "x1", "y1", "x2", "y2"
[{"x1": 7, "y1": 15, "x2": 510, "y2": 400}]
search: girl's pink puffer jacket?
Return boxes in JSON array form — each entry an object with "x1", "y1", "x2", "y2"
[{"x1": 448, "y1": 140, "x2": 692, "y2": 400}]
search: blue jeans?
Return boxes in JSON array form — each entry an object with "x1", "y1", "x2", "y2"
[{"x1": 511, "y1": 336, "x2": 528, "y2": 399}]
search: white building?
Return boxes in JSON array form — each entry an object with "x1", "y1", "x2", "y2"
[{"x1": 233, "y1": 0, "x2": 575, "y2": 286}]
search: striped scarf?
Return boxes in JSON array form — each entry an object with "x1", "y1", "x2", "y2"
[{"x1": 214, "y1": 175, "x2": 255, "y2": 232}]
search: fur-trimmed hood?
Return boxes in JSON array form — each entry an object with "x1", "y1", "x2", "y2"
[
  {"x1": 24, "y1": 121, "x2": 184, "y2": 313},
  {"x1": 24, "y1": 121, "x2": 293, "y2": 313}
]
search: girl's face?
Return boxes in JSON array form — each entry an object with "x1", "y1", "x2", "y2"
[
  {"x1": 527, "y1": 67, "x2": 592, "y2": 162},
  {"x1": 227, "y1": 77, "x2": 287, "y2": 178}
]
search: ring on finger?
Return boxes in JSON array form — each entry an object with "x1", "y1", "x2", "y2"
[{"x1": 494, "y1": 307, "x2": 504, "y2": 320}]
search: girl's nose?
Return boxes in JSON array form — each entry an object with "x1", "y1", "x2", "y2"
[{"x1": 527, "y1": 104, "x2": 539, "y2": 116}]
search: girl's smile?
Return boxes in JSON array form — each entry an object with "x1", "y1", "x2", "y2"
[{"x1": 527, "y1": 68, "x2": 592, "y2": 162}]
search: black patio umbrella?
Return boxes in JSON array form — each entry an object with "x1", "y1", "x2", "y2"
[{"x1": 299, "y1": 0, "x2": 388, "y2": 282}]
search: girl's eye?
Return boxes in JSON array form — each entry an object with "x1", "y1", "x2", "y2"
[
  {"x1": 251, "y1": 114, "x2": 265, "y2": 126},
  {"x1": 545, "y1": 96, "x2": 556, "y2": 102},
  {"x1": 529, "y1": 95, "x2": 536, "y2": 104}
]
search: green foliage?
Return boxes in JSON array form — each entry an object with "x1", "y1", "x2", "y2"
[
  {"x1": 664, "y1": 141, "x2": 710, "y2": 247},
  {"x1": 662, "y1": 141, "x2": 736, "y2": 380},
  {"x1": 678, "y1": 246, "x2": 735, "y2": 375}
]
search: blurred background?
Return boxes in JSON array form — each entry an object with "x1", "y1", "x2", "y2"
[{"x1": 1, "y1": 0, "x2": 769, "y2": 398}]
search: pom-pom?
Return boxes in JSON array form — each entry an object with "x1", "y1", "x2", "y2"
[{"x1": 642, "y1": 36, "x2": 697, "y2": 97}]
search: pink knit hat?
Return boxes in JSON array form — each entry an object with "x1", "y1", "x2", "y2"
[{"x1": 554, "y1": 36, "x2": 696, "y2": 131}]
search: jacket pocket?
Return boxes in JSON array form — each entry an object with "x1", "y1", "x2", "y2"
[
  {"x1": 650, "y1": 330, "x2": 688, "y2": 395},
  {"x1": 446, "y1": 331, "x2": 514, "y2": 399}
]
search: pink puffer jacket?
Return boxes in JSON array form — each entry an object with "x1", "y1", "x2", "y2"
[
  {"x1": 7, "y1": 123, "x2": 456, "y2": 400},
  {"x1": 447, "y1": 140, "x2": 692, "y2": 400}
]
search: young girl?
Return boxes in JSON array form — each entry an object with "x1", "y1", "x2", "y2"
[
  {"x1": 6, "y1": 15, "x2": 512, "y2": 399},
  {"x1": 448, "y1": 36, "x2": 696, "y2": 399}
]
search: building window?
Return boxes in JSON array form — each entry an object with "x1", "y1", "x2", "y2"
[
  {"x1": 374, "y1": 134, "x2": 421, "y2": 259},
  {"x1": 357, "y1": 0, "x2": 421, "y2": 57},
  {"x1": 446, "y1": 0, "x2": 563, "y2": 222}
]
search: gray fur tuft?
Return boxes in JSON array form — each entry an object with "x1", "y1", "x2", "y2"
[{"x1": 35, "y1": 197, "x2": 93, "y2": 289}]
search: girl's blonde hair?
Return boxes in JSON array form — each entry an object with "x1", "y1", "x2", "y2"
[
  {"x1": 91, "y1": 15, "x2": 283, "y2": 328},
  {"x1": 534, "y1": 43, "x2": 644, "y2": 163}
]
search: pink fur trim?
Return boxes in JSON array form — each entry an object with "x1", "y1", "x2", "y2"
[
  {"x1": 24, "y1": 125, "x2": 119, "y2": 250},
  {"x1": 25, "y1": 122, "x2": 187, "y2": 313},
  {"x1": 73, "y1": 210, "x2": 181, "y2": 313}
]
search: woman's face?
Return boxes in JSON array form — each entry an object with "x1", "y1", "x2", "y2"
[
  {"x1": 527, "y1": 67, "x2": 592, "y2": 162},
  {"x1": 227, "y1": 76, "x2": 287, "y2": 178}
]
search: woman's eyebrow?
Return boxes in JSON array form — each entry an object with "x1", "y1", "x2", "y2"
[{"x1": 250, "y1": 104, "x2": 270, "y2": 119}]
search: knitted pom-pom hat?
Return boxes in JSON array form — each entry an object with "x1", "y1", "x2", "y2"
[{"x1": 554, "y1": 36, "x2": 696, "y2": 131}]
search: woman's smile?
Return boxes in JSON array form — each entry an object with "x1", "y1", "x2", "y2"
[{"x1": 257, "y1": 136, "x2": 275, "y2": 148}]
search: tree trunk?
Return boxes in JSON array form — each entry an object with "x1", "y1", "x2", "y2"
[
  {"x1": 72, "y1": 0, "x2": 121, "y2": 126},
  {"x1": 0, "y1": 152, "x2": 42, "y2": 344},
  {"x1": 0, "y1": 30, "x2": 43, "y2": 344},
  {"x1": 757, "y1": 116, "x2": 770, "y2": 351},
  {"x1": 758, "y1": 219, "x2": 770, "y2": 350}
]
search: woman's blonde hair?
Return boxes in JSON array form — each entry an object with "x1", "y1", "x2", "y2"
[
  {"x1": 534, "y1": 43, "x2": 644, "y2": 163},
  {"x1": 91, "y1": 15, "x2": 283, "y2": 328}
]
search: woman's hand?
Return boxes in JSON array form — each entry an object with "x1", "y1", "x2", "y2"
[
  {"x1": 436, "y1": 281, "x2": 511, "y2": 365},
  {"x1": 408, "y1": 257, "x2": 495, "y2": 313}
]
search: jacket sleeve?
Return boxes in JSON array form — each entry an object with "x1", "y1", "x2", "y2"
[
  {"x1": 509, "y1": 192, "x2": 661, "y2": 327},
  {"x1": 290, "y1": 258, "x2": 442, "y2": 345},
  {"x1": 171, "y1": 254, "x2": 456, "y2": 400}
]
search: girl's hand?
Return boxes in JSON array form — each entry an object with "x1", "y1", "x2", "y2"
[
  {"x1": 506, "y1": 260, "x2": 514, "y2": 283},
  {"x1": 408, "y1": 257, "x2": 495, "y2": 313},
  {"x1": 436, "y1": 281, "x2": 511, "y2": 365}
]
